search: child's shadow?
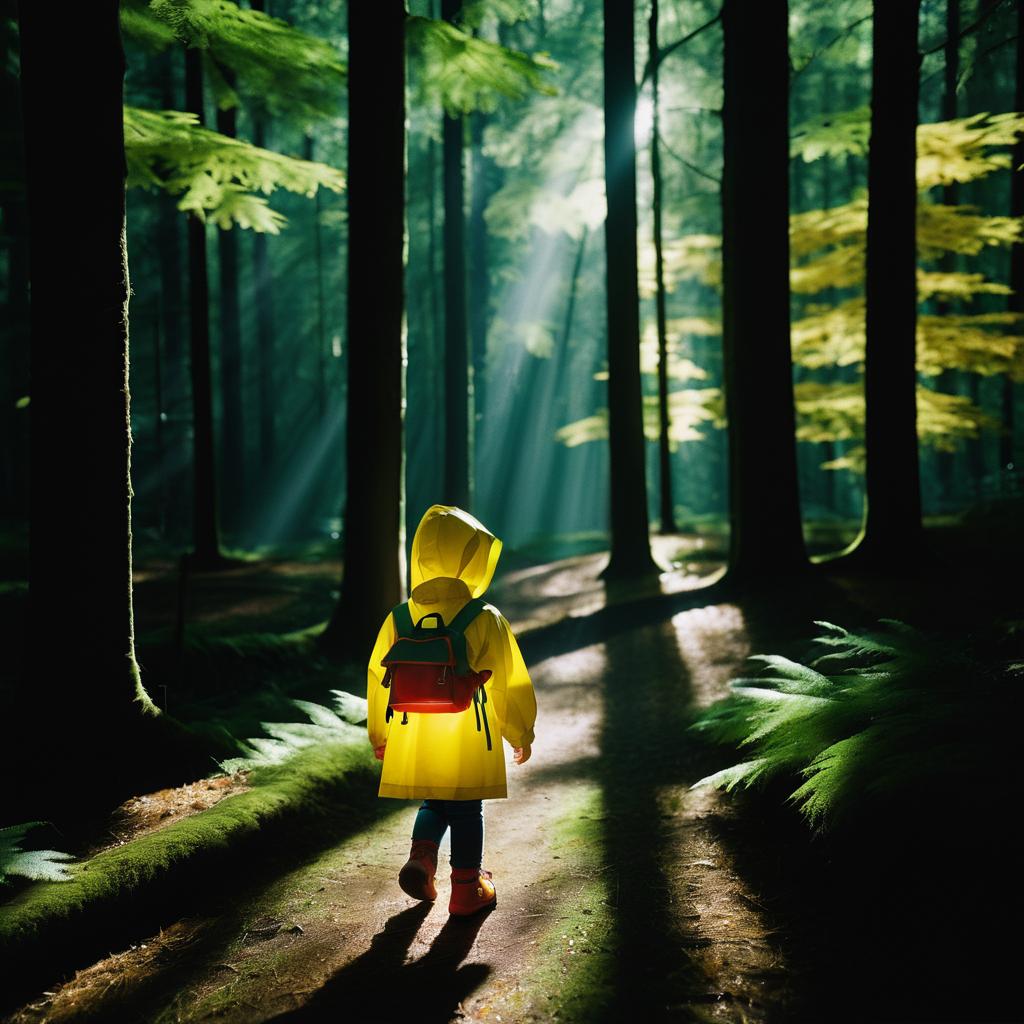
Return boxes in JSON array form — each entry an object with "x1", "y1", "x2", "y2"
[{"x1": 269, "y1": 903, "x2": 493, "y2": 1023}]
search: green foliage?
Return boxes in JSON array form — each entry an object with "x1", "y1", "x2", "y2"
[
  {"x1": 794, "y1": 382, "x2": 998, "y2": 469},
  {"x1": 790, "y1": 298, "x2": 1024, "y2": 378},
  {"x1": 0, "y1": 823, "x2": 74, "y2": 884},
  {"x1": 792, "y1": 109, "x2": 1024, "y2": 190},
  {"x1": 691, "y1": 620, "x2": 1015, "y2": 832},
  {"x1": 218, "y1": 690, "x2": 369, "y2": 773},
  {"x1": 407, "y1": 15, "x2": 557, "y2": 117},
  {"x1": 790, "y1": 105, "x2": 871, "y2": 163},
  {"x1": 556, "y1": 388, "x2": 723, "y2": 449},
  {"x1": 639, "y1": 234, "x2": 722, "y2": 294},
  {"x1": 124, "y1": 106, "x2": 345, "y2": 232},
  {"x1": 787, "y1": 110, "x2": 1024, "y2": 465},
  {"x1": 459, "y1": 0, "x2": 534, "y2": 29},
  {"x1": 123, "y1": 0, "x2": 346, "y2": 121},
  {"x1": 120, "y1": 0, "x2": 178, "y2": 51}
]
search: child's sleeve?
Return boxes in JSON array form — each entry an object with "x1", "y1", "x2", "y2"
[
  {"x1": 485, "y1": 611, "x2": 536, "y2": 749},
  {"x1": 366, "y1": 612, "x2": 396, "y2": 749}
]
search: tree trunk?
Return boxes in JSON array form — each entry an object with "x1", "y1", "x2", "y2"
[
  {"x1": 935, "y1": 0, "x2": 960, "y2": 501},
  {"x1": 856, "y1": 0, "x2": 923, "y2": 562},
  {"x1": 320, "y1": 0, "x2": 404, "y2": 658},
  {"x1": 469, "y1": 108, "x2": 491, "y2": 469},
  {"x1": 1003, "y1": 0, "x2": 1023, "y2": 476},
  {"x1": 649, "y1": 0, "x2": 676, "y2": 536},
  {"x1": 818, "y1": 74, "x2": 837, "y2": 513},
  {"x1": 428, "y1": 136, "x2": 444, "y2": 461},
  {"x1": 720, "y1": 0, "x2": 807, "y2": 578},
  {"x1": 305, "y1": 133, "x2": 328, "y2": 421},
  {"x1": 215, "y1": 75, "x2": 245, "y2": 535},
  {"x1": 184, "y1": 47, "x2": 224, "y2": 567},
  {"x1": 18, "y1": 0, "x2": 158, "y2": 771},
  {"x1": 602, "y1": 0, "x2": 658, "y2": 578},
  {"x1": 251, "y1": 0, "x2": 276, "y2": 472},
  {"x1": 1, "y1": 50, "x2": 29, "y2": 521},
  {"x1": 442, "y1": 0, "x2": 470, "y2": 509},
  {"x1": 153, "y1": 308, "x2": 166, "y2": 538}
]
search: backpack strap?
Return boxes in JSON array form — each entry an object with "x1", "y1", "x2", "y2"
[
  {"x1": 391, "y1": 601, "x2": 414, "y2": 636},
  {"x1": 448, "y1": 598, "x2": 486, "y2": 675},
  {"x1": 448, "y1": 597, "x2": 486, "y2": 634}
]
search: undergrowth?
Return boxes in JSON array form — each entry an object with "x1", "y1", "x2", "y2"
[
  {"x1": 691, "y1": 618, "x2": 1022, "y2": 834},
  {"x1": 0, "y1": 730, "x2": 376, "y2": 946}
]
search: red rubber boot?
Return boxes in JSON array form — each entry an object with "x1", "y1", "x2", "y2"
[
  {"x1": 448, "y1": 867, "x2": 497, "y2": 916},
  {"x1": 398, "y1": 839, "x2": 439, "y2": 901}
]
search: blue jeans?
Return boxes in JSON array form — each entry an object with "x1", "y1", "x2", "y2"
[{"x1": 411, "y1": 799, "x2": 484, "y2": 869}]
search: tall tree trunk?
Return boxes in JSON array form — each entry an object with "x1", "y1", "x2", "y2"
[
  {"x1": 442, "y1": 0, "x2": 470, "y2": 509},
  {"x1": 185, "y1": 48, "x2": 224, "y2": 567},
  {"x1": 649, "y1": 0, "x2": 676, "y2": 535},
  {"x1": 428, "y1": 136, "x2": 444, "y2": 461},
  {"x1": 935, "y1": 0, "x2": 960, "y2": 501},
  {"x1": 19, "y1": 0, "x2": 158, "y2": 778},
  {"x1": 215, "y1": 74, "x2": 245, "y2": 536},
  {"x1": 305, "y1": 133, "x2": 328, "y2": 421},
  {"x1": 158, "y1": 49, "x2": 187, "y2": 542},
  {"x1": 553, "y1": 226, "x2": 590, "y2": 430},
  {"x1": 251, "y1": 0, "x2": 276, "y2": 472},
  {"x1": 602, "y1": 0, "x2": 657, "y2": 578},
  {"x1": 720, "y1": 0, "x2": 807, "y2": 578},
  {"x1": 857, "y1": 0, "x2": 923, "y2": 562},
  {"x1": 1, "y1": 45, "x2": 29, "y2": 520},
  {"x1": 818, "y1": 73, "x2": 837, "y2": 513},
  {"x1": 469, "y1": 108, "x2": 491, "y2": 471},
  {"x1": 962, "y1": 0, "x2": 998, "y2": 491},
  {"x1": 153, "y1": 308, "x2": 167, "y2": 538},
  {"x1": 1003, "y1": 0, "x2": 1023, "y2": 476},
  {"x1": 321, "y1": 0, "x2": 404, "y2": 657}
]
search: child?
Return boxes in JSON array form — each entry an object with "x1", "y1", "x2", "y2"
[{"x1": 366, "y1": 504, "x2": 537, "y2": 917}]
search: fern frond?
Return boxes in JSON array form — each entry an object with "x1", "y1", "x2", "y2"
[
  {"x1": 330, "y1": 690, "x2": 369, "y2": 725},
  {"x1": 144, "y1": 0, "x2": 345, "y2": 121},
  {"x1": 407, "y1": 15, "x2": 557, "y2": 116},
  {"x1": 124, "y1": 106, "x2": 344, "y2": 232},
  {"x1": 692, "y1": 758, "x2": 771, "y2": 794},
  {"x1": 690, "y1": 618, "x2": 1012, "y2": 835},
  {"x1": 0, "y1": 822, "x2": 74, "y2": 885},
  {"x1": 217, "y1": 696, "x2": 365, "y2": 773}
]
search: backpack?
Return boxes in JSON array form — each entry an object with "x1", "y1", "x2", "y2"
[{"x1": 380, "y1": 597, "x2": 494, "y2": 750}]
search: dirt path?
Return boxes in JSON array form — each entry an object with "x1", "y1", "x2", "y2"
[{"x1": 10, "y1": 580, "x2": 827, "y2": 1024}]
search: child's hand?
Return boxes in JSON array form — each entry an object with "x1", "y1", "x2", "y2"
[
  {"x1": 513, "y1": 743, "x2": 531, "y2": 765},
  {"x1": 374, "y1": 744, "x2": 386, "y2": 761}
]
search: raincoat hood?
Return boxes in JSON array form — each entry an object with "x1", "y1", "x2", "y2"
[{"x1": 409, "y1": 505, "x2": 502, "y2": 604}]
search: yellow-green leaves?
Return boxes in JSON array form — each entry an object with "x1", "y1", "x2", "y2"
[
  {"x1": 124, "y1": 107, "x2": 345, "y2": 232},
  {"x1": 791, "y1": 109, "x2": 1024, "y2": 189},
  {"x1": 917, "y1": 113, "x2": 1024, "y2": 189},
  {"x1": 556, "y1": 389, "x2": 723, "y2": 449}
]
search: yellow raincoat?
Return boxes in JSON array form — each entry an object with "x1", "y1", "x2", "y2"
[{"x1": 367, "y1": 505, "x2": 537, "y2": 800}]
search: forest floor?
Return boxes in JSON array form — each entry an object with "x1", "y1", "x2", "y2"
[{"x1": 4, "y1": 525, "x2": 1020, "y2": 1023}]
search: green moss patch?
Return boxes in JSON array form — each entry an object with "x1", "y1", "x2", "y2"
[
  {"x1": 0, "y1": 729, "x2": 379, "y2": 1011},
  {"x1": 516, "y1": 785, "x2": 618, "y2": 1022}
]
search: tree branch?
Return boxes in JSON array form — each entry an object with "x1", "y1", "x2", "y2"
[
  {"x1": 657, "y1": 133, "x2": 721, "y2": 186},
  {"x1": 919, "y1": 0, "x2": 1012, "y2": 57},
  {"x1": 790, "y1": 14, "x2": 872, "y2": 82},
  {"x1": 639, "y1": 9, "x2": 723, "y2": 87}
]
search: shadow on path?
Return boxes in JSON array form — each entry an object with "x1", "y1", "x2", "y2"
[
  {"x1": 2, "y1": 794, "x2": 410, "y2": 1022},
  {"x1": 268, "y1": 903, "x2": 493, "y2": 1023}
]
